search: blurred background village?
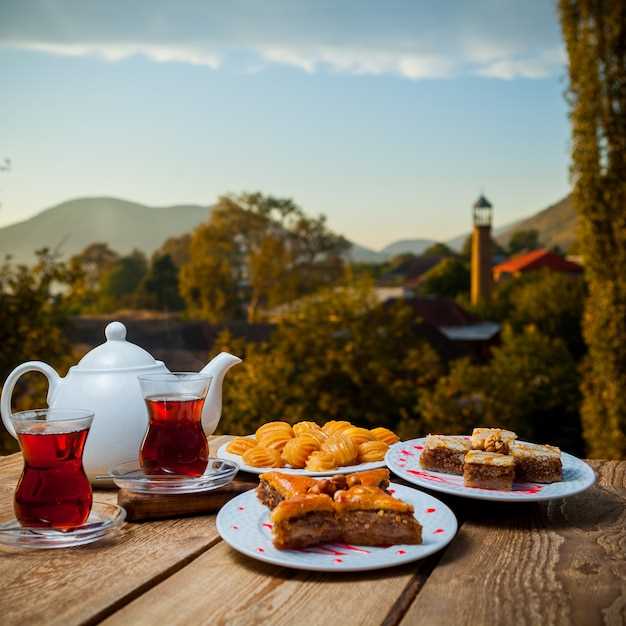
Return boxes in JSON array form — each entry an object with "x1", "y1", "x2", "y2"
[{"x1": 1, "y1": 0, "x2": 624, "y2": 459}]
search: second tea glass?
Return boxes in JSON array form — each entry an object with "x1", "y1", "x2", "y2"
[{"x1": 138, "y1": 373, "x2": 212, "y2": 477}]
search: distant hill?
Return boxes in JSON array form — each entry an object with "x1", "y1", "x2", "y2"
[
  {"x1": 447, "y1": 194, "x2": 576, "y2": 252},
  {"x1": 0, "y1": 197, "x2": 211, "y2": 264},
  {"x1": 346, "y1": 238, "x2": 436, "y2": 263},
  {"x1": 496, "y1": 195, "x2": 576, "y2": 251},
  {"x1": 380, "y1": 239, "x2": 436, "y2": 257}
]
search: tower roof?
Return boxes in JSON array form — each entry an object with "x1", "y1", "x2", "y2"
[{"x1": 473, "y1": 194, "x2": 493, "y2": 209}]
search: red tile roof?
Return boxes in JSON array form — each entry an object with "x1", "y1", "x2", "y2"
[{"x1": 493, "y1": 248, "x2": 583, "y2": 279}]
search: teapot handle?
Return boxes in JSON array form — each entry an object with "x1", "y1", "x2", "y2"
[{"x1": 0, "y1": 362, "x2": 61, "y2": 438}]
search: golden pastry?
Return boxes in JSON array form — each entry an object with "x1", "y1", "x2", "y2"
[
  {"x1": 358, "y1": 440, "x2": 389, "y2": 463},
  {"x1": 369, "y1": 427, "x2": 400, "y2": 445},
  {"x1": 256, "y1": 422, "x2": 294, "y2": 451},
  {"x1": 343, "y1": 426, "x2": 375, "y2": 447},
  {"x1": 293, "y1": 421, "x2": 326, "y2": 443},
  {"x1": 281, "y1": 434, "x2": 320, "y2": 468},
  {"x1": 305, "y1": 450, "x2": 337, "y2": 472},
  {"x1": 322, "y1": 420, "x2": 352, "y2": 436},
  {"x1": 242, "y1": 446, "x2": 283, "y2": 468},
  {"x1": 226, "y1": 437, "x2": 257, "y2": 455},
  {"x1": 321, "y1": 433, "x2": 358, "y2": 467}
]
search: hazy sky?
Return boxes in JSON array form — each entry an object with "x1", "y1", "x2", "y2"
[{"x1": 0, "y1": 1, "x2": 571, "y2": 249}]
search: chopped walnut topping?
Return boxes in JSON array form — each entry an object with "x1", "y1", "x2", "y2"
[{"x1": 483, "y1": 430, "x2": 510, "y2": 454}]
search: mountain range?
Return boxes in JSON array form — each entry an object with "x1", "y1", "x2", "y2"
[{"x1": 0, "y1": 194, "x2": 575, "y2": 265}]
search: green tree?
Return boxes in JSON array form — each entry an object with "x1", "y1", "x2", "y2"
[
  {"x1": 0, "y1": 251, "x2": 74, "y2": 452},
  {"x1": 67, "y1": 243, "x2": 119, "y2": 311},
  {"x1": 139, "y1": 253, "x2": 185, "y2": 311},
  {"x1": 420, "y1": 326, "x2": 583, "y2": 453},
  {"x1": 508, "y1": 229, "x2": 540, "y2": 255},
  {"x1": 468, "y1": 269, "x2": 585, "y2": 358},
  {"x1": 422, "y1": 242, "x2": 455, "y2": 258},
  {"x1": 98, "y1": 250, "x2": 148, "y2": 311},
  {"x1": 158, "y1": 234, "x2": 191, "y2": 268},
  {"x1": 180, "y1": 192, "x2": 349, "y2": 322},
  {"x1": 419, "y1": 257, "x2": 470, "y2": 298},
  {"x1": 219, "y1": 281, "x2": 443, "y2": 437},
  {"x1": 560, "y1": 0, "x2": 626, "y2": 457}
]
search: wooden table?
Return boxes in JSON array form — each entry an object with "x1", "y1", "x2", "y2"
[{"x1": 0, "y1": 437, "x2": 624, "y2": 626}]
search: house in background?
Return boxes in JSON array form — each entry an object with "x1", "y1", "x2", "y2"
[{"x1": 492, "y1": 248, "x2": 583, "y2": 282}]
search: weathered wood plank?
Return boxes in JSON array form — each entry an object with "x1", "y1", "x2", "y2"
[
  {"x1": 100, "y1": 539, "x2": 438, "y2": 626},
  {"x1": 0, "y1": 437, "x2": 233, "y2": 626},
  {"x1": 400, "y1": 461, "x2": 626, "y2": 626}
]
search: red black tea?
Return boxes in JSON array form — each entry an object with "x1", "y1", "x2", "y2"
[
  {"x1": 15, "y1": 428, "x2": 92, "y2": 529},
  {"x1": 140, "y1": 395, "x2": 208, "y2": 476}
]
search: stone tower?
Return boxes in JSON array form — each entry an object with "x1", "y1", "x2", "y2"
[{"x1": 471, "y1": 194, "x2": 493, "y2": 305}]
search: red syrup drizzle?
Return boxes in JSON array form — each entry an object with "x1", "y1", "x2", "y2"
[
  {"x1": 425, "y1": 507, "x2": 436, "y2": 513},
  {"x1": 407, "y1": 469, "x2": 453, "y2": 484},
  {"x1": 334, "y1": 558, "x2": 343, "y2": 564},
  {"x1": 262, "y1": 522, "x2": 273, "y2": 530},
  {"x1": 400, "y1": 449, "x2": 413, "y2": 456},
  {"x1": 257, "y1": 547, "x2": 265, "y2": 553},
  {"x1": 413, "y1": 445, "x2": 424, "y2": 451},
  {"x1": 433, "y1": 528, "x2": 445, "y2": 534},
  {"x1": 396, "y1": 549, "x2": 407, "y2": 555},
  {"x1": 333, "y1": 543, "x2": 371, "y2": 554},
  {"x1": 513, "y1": 483, "x2": 543, "y2": 494}
]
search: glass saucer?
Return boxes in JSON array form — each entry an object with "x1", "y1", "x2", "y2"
[
  {"x1": 0, "y1": 502, "x2": 126, "y2": 550},
  {"x1": 106, "y1": 458, "x2": 239, "y2": 494}
]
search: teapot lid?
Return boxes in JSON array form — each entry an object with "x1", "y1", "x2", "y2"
[{"x1": 75, "y1": 322, "x2": 158, "y2": 370}]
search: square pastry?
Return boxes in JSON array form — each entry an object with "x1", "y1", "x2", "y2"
[
  {"x1": 420, "y1": 434, "x2": 471, "y2": 475},
  {"x1": 471, "y1": 428, "x2": 517, "y2": 453},
  {"x1": 511, "y1": 442, "x2": 562, "y2": 483},
  {"x1": 463, "y1": 450, "x2": 515, "y2": 490}
]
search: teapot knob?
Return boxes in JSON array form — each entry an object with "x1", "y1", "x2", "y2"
[{"x1": 105, "y1": 321, "x2": 127, "y2": 342}]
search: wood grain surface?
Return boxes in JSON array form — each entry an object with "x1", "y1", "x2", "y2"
[
  {"x1": 0, "y1": 440, "x2": 623, "y2": 626},
  {"x1": 401, "y1": 463, "x2": 626, "y2": 626}
]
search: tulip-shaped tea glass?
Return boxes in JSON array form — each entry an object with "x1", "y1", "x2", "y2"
[
  {"x1": 11, "y1": 408, "x2": 94, "y2": 530},
  {"x1": 138, "y1": 373, "x2": 212, "y2": 477}
]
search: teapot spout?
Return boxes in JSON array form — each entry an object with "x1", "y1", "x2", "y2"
[{"x1": 199, "y1": 352, "x2": 242, "y2": 435}]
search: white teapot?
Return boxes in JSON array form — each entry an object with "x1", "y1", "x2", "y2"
[{"x1": 0, "y1": 321, "x2": 241, "y2": 482}]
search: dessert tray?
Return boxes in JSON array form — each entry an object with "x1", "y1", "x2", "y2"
[
  {"x1": 386, "y1": 437, "x2": 596, "y2": 502},
  {"x1": 102, "y1": 459, "x2": 239, "y2": 494},
  {"x1": 217, "y1": 482, "x2": 457, "y2": 572},
  {"x1": 217, "y1": 442, "x2": 386, "y2": 476},
  {"x1": 0, "y1": 502, "x2": 126, "y2": 549}
]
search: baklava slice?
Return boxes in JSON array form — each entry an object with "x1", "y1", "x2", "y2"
[
  {"x1": 257, "y1": 472, "x2": 317, "y2": 509},
  {"x1": 463, "y1": 450, "x2": 515, "y2": 490},
  {"x1": 420, "y1": 434, "x2": 471, "y2": 475},
  {"x1": 471, "y1": 428, "x2": 517, "y2": 452},
  {"x1": 271, "y1": 494, "x2": 341, "y2": 549},
  {"x1": 334, "y1": 486, "x2": 422, "y2": 545},
  {"x1": 346, "y1": 468, "x2": 390, "y2": 490},
  {"x1": 511, "y1": 442, "x2": 562, "y2": 483}
]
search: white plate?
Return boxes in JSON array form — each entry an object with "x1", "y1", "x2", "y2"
[
  {"x1": 0, "y1": 502, "x2": 126, "y2": 549},
  {"x1": 216, "y1": 483, "x2": 457, "y2": 572},
  {"x1": 103, "y1": 459, "x2": 239, "y2": 494},
  {"x1": 217, "y1": 442, "x2": 386, "y2": 476},
  {"x1": 385, "y1": 437, "x2": 596, "y2": 502}
]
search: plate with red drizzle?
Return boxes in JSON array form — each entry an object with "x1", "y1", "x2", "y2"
[
  {"x1": 385, "y1": 437, "x2": 595, "y2": 502},
  {"x1": 216, "y1": 483, "x2": 456, "y2": 572}
]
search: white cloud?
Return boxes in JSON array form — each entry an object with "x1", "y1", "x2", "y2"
[
  {"x1": 0, "y1": 1, "x2": 564, "y2": 80},
  {"x1": 6, "y1": 41, "x2": 221, "y2": 68},
  {"x1": 259, "y1": 45, "x2": 453, "y2": 79}
]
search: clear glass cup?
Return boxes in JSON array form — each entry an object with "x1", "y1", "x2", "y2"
[
  {"x1": 11, "y1": 408, "x2": 94, "y2": 529},
  {"x1": 137, "y1": 373, "x2": 212, "y2": 477}
]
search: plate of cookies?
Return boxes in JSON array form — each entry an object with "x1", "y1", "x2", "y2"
[
  {"x1": 217, "y1": 420, "x2": 400, "y2": 475},
  {"x1": 216, "y1": 468, "x2": 457, "y2": 572},
  {"x1": 385, "y1": 427, "x2": 595, "y2": 502}
]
